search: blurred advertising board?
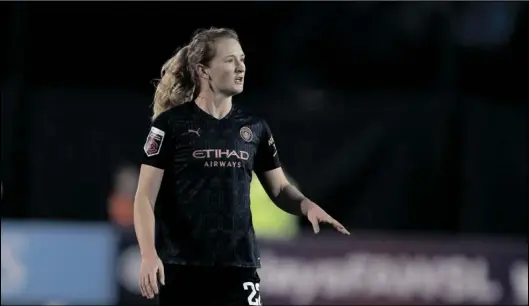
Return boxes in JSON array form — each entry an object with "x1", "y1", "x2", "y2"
[
  {"x1": 116, "y1": 228, "x2": 527, "y2": 306},
  {"x1": 1, "y1": 221, "x2": 118, "y2": 305},
  {"x1": 258, "y1": 235, "x2": 527, "y2": 305}
]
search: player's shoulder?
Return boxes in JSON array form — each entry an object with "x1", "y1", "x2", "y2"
[
  {"x1": 232, "y1": 105, "x2": 269, "y2": 127},
  {"x1": 164, "y1": 102, "x2": 194, "y2": 118},
  {"x1": 154, "y1": 102, "x2": 194, "y2": 125}
]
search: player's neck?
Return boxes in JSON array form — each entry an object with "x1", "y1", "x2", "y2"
[{"x1": 195, "y1": 91, "x2": 233, "y2": 119}]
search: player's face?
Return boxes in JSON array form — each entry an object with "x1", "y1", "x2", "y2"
[{"x1": 206, "y1": 38, "x2": 246, "y2": 96}]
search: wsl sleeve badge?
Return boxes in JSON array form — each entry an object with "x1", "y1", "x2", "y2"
[{"x1": 144, "y1": 127, "x2": 165, "y2": 157}]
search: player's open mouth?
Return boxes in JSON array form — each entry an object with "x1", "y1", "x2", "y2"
[{"x1": 235, "y1": 76, "x2": 244, "y2": 84}]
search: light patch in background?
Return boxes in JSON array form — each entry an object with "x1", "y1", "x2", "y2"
[
  {"x1": 118, "y1": 245, "x2": 142, "y2": 294},
  {"x1": 1, "y1": 233, "x2": 28, "y2": 294},
  {"x1": 250, "y1": 171, "x2": 299, "y2": 240},
  {"x1": 454, "y1": 2, "x2": 521, "y2": 47},
  {"x1": 510, "y1": 260, "x2": 528, "y2": 305},
  {"x1": 1, "y1": 221, "x2": 117, "y2": 305}
]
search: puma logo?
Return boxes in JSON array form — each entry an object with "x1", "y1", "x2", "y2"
[{"x1": 182, "y1": 128, "x2": 201, "y2": 137}]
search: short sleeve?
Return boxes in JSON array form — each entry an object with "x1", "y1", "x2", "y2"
[
  {"x1": 141, "y1": 112, "x2": 173, "y2": 169},
  {"x1": 254, "y1": 120, "x2": 281, "y2": 174}
]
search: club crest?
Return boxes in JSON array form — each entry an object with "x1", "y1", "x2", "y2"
[{"x1": 240, "y1": 126, "x2": 253, "y2": 142}]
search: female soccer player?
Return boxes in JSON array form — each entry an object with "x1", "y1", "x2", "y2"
[{"x1": 134, "y1": 27, "x2": 350, "y2": 306}]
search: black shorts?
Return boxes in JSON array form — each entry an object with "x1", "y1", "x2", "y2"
[{"x1": 158, "y1": 264, "x2": 262, "y2": 306}]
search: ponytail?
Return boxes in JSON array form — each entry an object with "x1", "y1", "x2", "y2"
[{"x1": 152, "y1": 46, "x2": 195, "y2": 120}]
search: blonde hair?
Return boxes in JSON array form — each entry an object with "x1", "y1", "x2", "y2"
[{"x1": 152, "y1": 27, "x2": 239, "y2": 120}]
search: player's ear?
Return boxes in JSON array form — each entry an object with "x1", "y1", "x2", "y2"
[{"x1": 196, "y1": 64, "x2": 210, "y2": 80}]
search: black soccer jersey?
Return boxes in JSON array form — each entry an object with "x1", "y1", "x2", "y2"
[{"x1": 141, "y1": 102, "x2": 281, "y2": 268}]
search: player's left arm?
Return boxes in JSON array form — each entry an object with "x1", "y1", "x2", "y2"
[{"x1": 254, "y1": 121, "x2": 350, "y2": 235}]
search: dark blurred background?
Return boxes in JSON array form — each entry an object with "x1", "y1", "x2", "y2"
[{"x1": 1, "y1": 2, "x2": 527, "y2": 305}]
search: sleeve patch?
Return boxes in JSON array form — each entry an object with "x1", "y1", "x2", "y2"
[
  {"x1": 144, "y1": 127, "x2": 165, "y2": 157},
  {"x1": 268, "y1": 136, "x2": 278, "y2": 156}
]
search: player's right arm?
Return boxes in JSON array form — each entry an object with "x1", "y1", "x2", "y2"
[
  {"x1": 134, "y1": 112, "x2": 173, "y2": 299},
  {"x1": 134, "y1": 164, "x2": 163, "y2": 260}
]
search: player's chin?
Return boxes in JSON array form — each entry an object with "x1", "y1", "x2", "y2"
[{"x1": 231, "y1": 84, "x2": 244, "y2": 95}]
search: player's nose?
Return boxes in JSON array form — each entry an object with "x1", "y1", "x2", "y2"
[{"x1": 235, "y1": 60, "x2": 245, "y2": 73}]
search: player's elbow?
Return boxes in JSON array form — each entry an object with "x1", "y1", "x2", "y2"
[
  {"x1": 276, "y1": 179, "x2": 291, "y2": 198},
  {"x1": 134, "y1": 192, "x2": 155, "y2": 211}
]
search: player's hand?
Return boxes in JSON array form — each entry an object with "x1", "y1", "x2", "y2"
[
  {"x1": 302, "y1": 200, "x2": 350, "y2": 235},
  {"x1": 139, "y1": 255, "x2": 165, "y2": 299}
]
